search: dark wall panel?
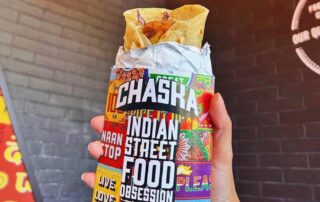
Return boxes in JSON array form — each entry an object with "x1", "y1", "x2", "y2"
[{"x1": 168, "y1": 0, "x2": 320, "y2": 201}]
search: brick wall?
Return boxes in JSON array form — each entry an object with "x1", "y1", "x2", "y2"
[
  {"x1": 168, "y1": 0, "x2": 320, "y2": 201},
  {"x1": 0, "y1": 0, "x2": 164, "y2": 201}
]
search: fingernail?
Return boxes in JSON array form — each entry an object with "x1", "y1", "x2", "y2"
[
  {"x1": 88, "y1": 142, "x2": 93, "y2": 151},
  {"x1": 81, "y1": 173, "x2": 85, "y2": 181},
  {"x1": 214, "y1": 93, "x2": 221, "y2": 102},
  {"x1": 216, "y1": 93, "x2": 221, "y2": 99},
  {"x1": 217, "y1": 93, "x2": 225, "y2": 103},
  {"x1": 91, "y1": 116, "x2": 99, "y2": 126}
]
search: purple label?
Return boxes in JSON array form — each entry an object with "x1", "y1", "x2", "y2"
[{"x1": 175, "y1": 162, "x2": 212, "y2": 200}]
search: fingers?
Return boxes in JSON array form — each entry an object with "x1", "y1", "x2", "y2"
[
  {"x1": 81, "y1": 172, "x2": 96, "y2": 189},
  {"x1": 210, "y1": 93, "x2": 233, "y2": 166},
  {"x1": 88, "y1": 141, "x2": 103, "y2": 160},
  {"x1": 86, "y1": 116, "x2": 103, "y2": 189},
  {"x1": 210, "y1": 93, "x2": 232, "y2": 132},
  {"x1": 91, "y1": 115, "x2": 104, "y2": 133}
]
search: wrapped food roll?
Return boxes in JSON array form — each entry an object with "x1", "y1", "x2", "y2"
[
  {"x1": 123, "y1": 5, "x2": 209, "y2": 50},
  {"x1": 92, "y1": 5, "x2": 214, "y2": 202}
]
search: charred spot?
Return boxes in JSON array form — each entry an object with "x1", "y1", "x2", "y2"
[
  {"x1": 142, "y1": 20, "x2": 175, "y2": 43},
  {"x1": 134, "y1": 41, "x2": 142, "y2": 48},
  {"x1": 142, "y1": 24, "x2": 157, "y2": 39}
]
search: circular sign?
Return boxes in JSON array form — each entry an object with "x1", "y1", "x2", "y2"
[{"x1": 292, "y1": 0, "x2": 320, "y2": 75}]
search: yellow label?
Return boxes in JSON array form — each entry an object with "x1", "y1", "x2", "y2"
[
  {"x1": 105, "y1": 80, "x2": 126, "y2": 124},
  {"x1": 0, "y1": 95, "x2": 11, "y2": 125},
  {"x1": 92, "y1": 166, "x2": 122, "y2": 202},
  {"x1": 0, "y1": 171, "x2": 9, "y2": 190},
  {"x1": 15, "y1": 172, "x2": 32, "y2": 193}
]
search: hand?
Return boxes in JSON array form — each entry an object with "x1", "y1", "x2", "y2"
[
  {"x1": 209, "y1": 93, "x2": 239, "y2": 202},
  {"x1": 82, "y1": 93, "x2": 239, "y2": 202}
]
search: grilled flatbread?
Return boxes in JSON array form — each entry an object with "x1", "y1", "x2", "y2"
[{"x1": 123, "y1": 5, "x2": 209, "y2": 51}]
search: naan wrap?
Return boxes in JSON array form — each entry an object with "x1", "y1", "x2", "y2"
[{"x1": 123, "y1": 5, "x2": 209, "y2": 51}]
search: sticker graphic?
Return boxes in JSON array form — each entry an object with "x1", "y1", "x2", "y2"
[
  {"x1": 0, "y1": 87, "x2": 35, "y2": 201},
  {"x1": 92, "y1": 68, "x2": 215, "y2": 202},
  {"x1": 292, "y1": 0, "x2": 320, "y2": 75},
  {"x1": 176, "y1": 162, "x2": 212, "y2": 200}
]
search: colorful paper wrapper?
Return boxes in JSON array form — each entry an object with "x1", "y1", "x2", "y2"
[{"x1": 92, "y1": 42, "x2": 215, "y2": 202}]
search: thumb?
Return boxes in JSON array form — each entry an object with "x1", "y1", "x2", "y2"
[{"x1": 210, "y1": 93, "x2": 233, "y2": 167}]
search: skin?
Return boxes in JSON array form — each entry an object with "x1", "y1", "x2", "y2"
[{"x1": 82, "y1": 93, "x2": 240, "y2": 202}]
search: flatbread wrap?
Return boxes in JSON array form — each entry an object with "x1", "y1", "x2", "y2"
[
  {"x1": 123, "y1": 5, "x2": 209, "y2": 50},
  {"x1": 92, "y1": 5, "x2": 214, "y2": 202}
]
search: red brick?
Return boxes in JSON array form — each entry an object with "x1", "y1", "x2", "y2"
[
  {"x1": 237, "y1": 113, "x2": 277, "y2": 127},
  {"x1": 230, "y1": 79, "x2": 257, "y2": 92},
  {"x1": 258, "y1": 97, "x2": 303, "y2": 112},
  {"x1": 232, "y1": 141, "x2": 239, "y2": 153},
  {"x1": 209, "y1": 15, "x2": 235, "y2": 30},
  {"x1": 284, "y1": 169, "x2": 320, "y2": 184},
  {"x1": 260, "y1": 154, "x2": 308, "y2": 168},
  {"x1": 303, "y1": 68, "x2": 320, "y2": 80},
  {"x1": 0, "y1": 7, "x2": 19, "y2": 21},
  {"x1": 305, "y1": 94, "x2": 320, "y2": 110},
  {"x1": 255, "y1": 22, "x2": 288, "y2": 42},
  {"x1": 282, "y1": 138, "x2": 320, "y2": 152},
  {"x1": 66, "y1": 8, "x2": 104, "y2": 28},
  {"x1": 238, "y1": 140, "x2": 280, "y2": 153},
  {"x1": 258, "y1": 124, "x2": 304, "y2": 139},
  {"x1": 232, "y1": 30, "x2": 254, "y2": 47},
  {"x1": 233, "y1": 127, "x2": 257, "y2": 140},
  {"x1": 212, "y1": 31, "x2": 237, "y2": 51},
  {"x1": 315, "y1": 186, "x2": 320, "y2": 200},
  {"x1": 256, "y1": 69, "x2": 302, "y2": 87},
  {"x1": 276, "y1": 56, "x2": 304, "y2": 73},
  {"x1": 251, "y1": 0, "x2": 273, "y2": 17},
  {"x1": 234, "y1": 154, "x2": 258, "y2": 167},
  {"x1": 274, "y1": 33, "x2": 292, "y2": 48},
  {"x1": 88, "y1": 0, "x2": 105, "y2": 10},
  {"x1": 237, "y1": 87, "x2": 277, "y2": 103},
  {"x1": 215, "y1": 90, "x2": 236, "y2": 104},
  {"x1": 229, "y1": 102, "x2": 257, "y2": 115},
  {"x1": 234, "y1": 10, "x2": 251, "y2": 26},
  {"x1": 214, "y1": 50, "x2": 235, "y2": 63},
  {"x1": 239, "y1": 196, "x2": 282, "y2": 202},
  {"x1": 44, "y1": 11, "x2": 83, "y2": 31},
  {"x1": 279, "y1": 79, "x2": 320, "y2": 97},
  {"x1": 236, "y1": 181, "x2": 260, "y2": 196},
  {"x1": 280, "y1": 110, "x2": 320, "y2": 124},
  {"x1": 219, "y1": 79, "x2": 257, "y2": 93},
  {"x1": 235, "y1": 39, "x2": 275, "y2": 57},
  {"x1": 235, "y1": 63, "x2": 276, "y2": 79},
  {"x1": 13, "y1": 36, "x2": 58, "y2": 57},
  {"x1": 49, "y1": 0, "x2": 86, "y2": 11},
  {"x1": 283, "y1": 200, "x2": 315, "y2": 202},
  {"x1": 214, "y1": 69, "x2": 235, "y2": 80},
  {"x1": 305, "y1": 123, "x2": 320, "y2": 137},
  {"x1": 6, "y1": 1, "x2": 43, "y2": 17},
  {"x1": 309, "y1": 154, "x2": 320, "y2": 168},
  {"x1": 238, "y1": 168, "x2": 282, "y2": 182},
  {"x1": 84, "y1": 24, "x2": 116, "y2": 41},
  {"x1": 214, "y1": 56, "x2": 255, "y2": 72},
  {"x1": 255, "y1": 50, "x2": 279, "y2": 66},
  {"x1": 262, "y1": 183, "x2": 312, "y2": 199},
  {"x1": 265, "y1": 4, "x2": 293, "y2": 23}
]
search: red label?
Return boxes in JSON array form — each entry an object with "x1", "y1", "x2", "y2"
[
  {"x1": 99, "y1": 121, "x2": 127, "y2": 169},
  {"x1": 0, "y1": 88, "x2": 35, "y2": 201}
]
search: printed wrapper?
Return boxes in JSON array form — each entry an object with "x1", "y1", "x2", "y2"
[
  {"x1": 92, "y1": 42, "x2": 215, "y2": 202},
  {"x1": 0, "y1": 87, "x2": 34, "y2": 201}
]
